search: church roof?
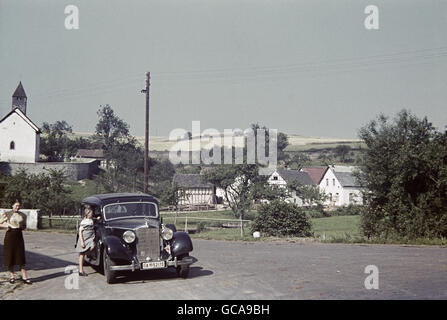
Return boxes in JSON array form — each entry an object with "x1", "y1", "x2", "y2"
[
  {"x1": 0, "y1": 108, "x2": 41, "y2": 133},
  {"x1": 12, "y1": 82, "x2": 27, "y2": 98}
]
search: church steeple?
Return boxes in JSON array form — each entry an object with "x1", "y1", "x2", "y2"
[{"x1": 12, "y1": 81, "x2": 27, "y2": 114}]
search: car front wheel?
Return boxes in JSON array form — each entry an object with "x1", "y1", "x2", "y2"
[
  {"x1": 176, "y1": 253, "x2": 190, "y2": 278},
  {"x1": 103, "y1": 249, "x2": 117, "y2": 284}
]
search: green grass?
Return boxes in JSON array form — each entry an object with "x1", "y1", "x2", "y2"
[
  {"x1": 68, "y1": 179, "x2": 103, "y2": 203},
  {"x1": 312, "y1": 215, "x2": 361, "y2": 240}
]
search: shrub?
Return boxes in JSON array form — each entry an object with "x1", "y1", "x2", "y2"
[
  {"x1": 329, "y1": 204, "x2": 363, "y2": 217},
  {"x1": 251, "y1": 200, "x2": 313, "y2": 237}
]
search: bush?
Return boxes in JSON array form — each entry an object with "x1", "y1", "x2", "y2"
[
  {"x1": 328, "y1": 204, "x2": 363, "y2": 217},
  {"x1": 251, "y1": 200, "x2": 313, "y2": 237},
  {"x1": 196, "y1": 221, "x2": 207, "y2": 233}
]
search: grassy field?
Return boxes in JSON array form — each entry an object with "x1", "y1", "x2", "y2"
[
  {"x1": 312, "y1": 215, "x2": 361, "y2": 239},
  {"x1": 71, "y1": 131, "x2": 363, "y2": 152}
]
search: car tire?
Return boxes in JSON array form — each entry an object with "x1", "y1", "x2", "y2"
[
  {"x1": 103, "y1": 249, "x2": 117, "y2": 284},
  {"x1": 176, "y1": 253, "x2": 190, "y2": 278}
]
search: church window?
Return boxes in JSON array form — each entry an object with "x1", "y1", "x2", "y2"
[{"x1": 10, "y1": 141, "x2": 15, "y2": 150}]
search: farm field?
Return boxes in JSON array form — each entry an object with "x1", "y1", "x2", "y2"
[{"x1": 70, "y1": 131, "x2": 363, "y2": 152}]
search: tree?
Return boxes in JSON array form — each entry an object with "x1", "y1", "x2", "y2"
[
  {"x1": 251, "y1": 200, "x2": 313, "y2": 237},
  {"x1": 284, "y1": 153, "x2": 311, "y2": 170},
  {"x1": 333, "y1": 145, "x2": 352, "y2": 163},
  {"x1": 92, "y1": 105, "x2": 147, "y2": 192},
  {"x1": 288, "y1": 179, "x2": 327, "y2": 207},
  {"x1": 357, "y1": 110, "x2": 447, "y2": 239},
  {"x1": 203, "y1": 164, "x2": 268, "y2": 236},
  {"x1": 94, "y1": 104, "x2": 130, "y2": 169},
  {"x1": 40, "y1": 120, "x2": 73, "y2": 161}
]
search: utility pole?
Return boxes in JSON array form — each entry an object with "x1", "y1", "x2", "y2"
[{"x1": 141, "y1": 72, "x2": 150, "y2": 193}]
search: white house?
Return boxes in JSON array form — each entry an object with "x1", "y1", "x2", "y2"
[
  {"x1": 319, "y1": 165, "x2": 363, "y2": 207},
  {"x1": 268, "y1": 168, "x2": 314, "y2": 206},
  {"x1": 0, "y1": 83, "x2": 41, "y2": 163}
]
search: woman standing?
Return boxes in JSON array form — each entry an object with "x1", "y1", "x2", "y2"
[
  {"x1": 75, "y1": 207, "x2": 98, "y2": 276},
  {"x1": 0, "y1": 200, "x2": 32, "y2": 284}
]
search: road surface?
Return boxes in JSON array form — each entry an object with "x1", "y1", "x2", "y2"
[{"x1": 1, "y1": 230, "x2": 446, "y2": 299}]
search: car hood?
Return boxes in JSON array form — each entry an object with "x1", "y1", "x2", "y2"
[{"x1": 104, "y1": 218, "x2": 159, "y2": 230}]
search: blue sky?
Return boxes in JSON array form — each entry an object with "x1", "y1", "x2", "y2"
[{"x1": 1, "y1": 0, "x2": 446, "y2": 138}]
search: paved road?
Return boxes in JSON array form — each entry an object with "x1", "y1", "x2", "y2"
[{"x1": 1, "y1": 230, "x2": 446, "y2": 300}]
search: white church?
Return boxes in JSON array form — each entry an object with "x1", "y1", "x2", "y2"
[{"x1": 0, "y1": 82, "x2": 41, "y2": 163}]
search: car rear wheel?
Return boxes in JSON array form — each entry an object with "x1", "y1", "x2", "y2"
[{"x1": 103, "y1": 249, "x2": 117, "y2": 284}]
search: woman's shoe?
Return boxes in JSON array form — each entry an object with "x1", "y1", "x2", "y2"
[
  {"x1": 79, "y1": 271, "x2": 88, "y2": 277},
  {"x1": 9, "y1": 278, "x2": 15, "y2": 284},
  {"x1": 22, "y1": 278, "x2": 32, "y2": 285}
]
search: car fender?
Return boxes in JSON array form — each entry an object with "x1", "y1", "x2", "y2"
[
  {"x1": 103, "y1": 235, "x2": 132, "y2": 261},
  {"x1": 171, "y1": 231, "x2": 193, "y2": 257}
]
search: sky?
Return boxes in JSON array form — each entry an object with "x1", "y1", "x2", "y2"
[{"x1": 0, "y1": 0, "x2": 446, "y2": 139}]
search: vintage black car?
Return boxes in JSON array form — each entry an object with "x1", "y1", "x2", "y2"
[{"x1": 78, "y1": 193, "x2": 195, "y2": 283}]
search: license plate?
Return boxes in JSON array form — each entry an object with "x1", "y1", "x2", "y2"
[{"x1": 141, "y1": 261, "x2": 166, "y2": 270}]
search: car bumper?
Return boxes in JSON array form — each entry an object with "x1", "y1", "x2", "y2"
[{"x1": 109, "y1": 256, "x2": 196, "y2": 271}]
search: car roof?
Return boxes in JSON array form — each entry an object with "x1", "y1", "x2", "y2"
[{"x1": 82, "y1": 193, "x2": 159, "y2": 207}]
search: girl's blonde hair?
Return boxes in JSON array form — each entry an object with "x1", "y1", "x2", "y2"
[{"x1": 84, "y1": 207, "x2": 93, "y2": 218}]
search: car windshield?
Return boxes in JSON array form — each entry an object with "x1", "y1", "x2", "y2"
[{"x1": 103, "y1": 202, "x2": 157, "y2": 220}]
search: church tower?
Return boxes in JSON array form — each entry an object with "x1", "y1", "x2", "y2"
[{"x1": 12, "y1": 81, "x2": 27, "y2": 115}]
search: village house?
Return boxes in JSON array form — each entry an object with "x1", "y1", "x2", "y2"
[
  {"x1": 172, "y1": 173, "x2": 217, "y2": 210},
  {"x1": 319, "y1": 165, "x2": 363, "y2": 207},
  {"x1": 300, "y1": 166, "x2": 328, "y2": 185},
  {"x1": 267, "y1": 167, "x2": 314, "y2": 206},
  {"x1": 73, "y1": 149, "x2": 106, "y2": 168}
]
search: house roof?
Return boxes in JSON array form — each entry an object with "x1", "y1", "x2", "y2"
[
  {"x1": 173, "y1": 173, "x2": 214, "y2": 188},
  {"x1": 276, "y1": 168, "x2": 313, "y2": 185},
  {"x1": 12, "y1": 82, "x2": 27, "y2": 98},
  {"x1": 333, "y1": 172, "x2": 360, "y2": 187},
  {"x1": 330, "y1": 166, "x2": 361, "y2": 187},
  {"x1": 0, "y1": 108, "x2": 40, "y2": 133},
  {"x1": 300, "y1": 167, "x2": 328, "y2": 185},
  {"x1": 76, "y1": 149, "x2": 104, "y2": 158}
]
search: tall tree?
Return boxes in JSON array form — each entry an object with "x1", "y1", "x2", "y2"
[
  {"x1": 357, "y1": 110, "x2": 447, "y2": 239},
  {"x1": 94, "y1": 104, "x2": 130, "y2": 168}
]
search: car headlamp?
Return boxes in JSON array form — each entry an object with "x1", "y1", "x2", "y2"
[
  {"x1": 123, "y1": 230, "x2": 136, "y2": 244},
  {"x1": 161, "y1": 226, "x2": 174, "y2": 240}
]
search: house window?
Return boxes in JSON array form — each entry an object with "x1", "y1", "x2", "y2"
[
  {"x1": 333, "y1": 178, "x2": 335, "y2": 186},
  {"x1": 334, "y1": 193, "x2": 339, "y2": 202},
  {"x1": 326, "y1": 178, "x2": 329, "y2": 186},
  {"x1": 273, "y1": 176, "x2": 278, "y2": 181},
  {"x1": 10, "y1": 141, "x2": 15, "y2": 150}
]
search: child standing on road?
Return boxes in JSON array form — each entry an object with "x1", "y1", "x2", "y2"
[{"x1": 75, "y1": 207, "x2": 98, "y2": 276}]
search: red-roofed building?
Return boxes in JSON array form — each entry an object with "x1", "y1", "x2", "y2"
[{"x1": 300, "y1": 166, "x2": 328, "y2": 185}]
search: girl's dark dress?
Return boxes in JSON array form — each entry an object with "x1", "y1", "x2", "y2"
[{"x1": 1, "y1": 211, "x2": 27, "y2": 268}]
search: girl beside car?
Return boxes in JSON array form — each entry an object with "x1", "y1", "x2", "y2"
[{"x1": 75, "y1": 207, "x2": 99, "y2": 276}]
